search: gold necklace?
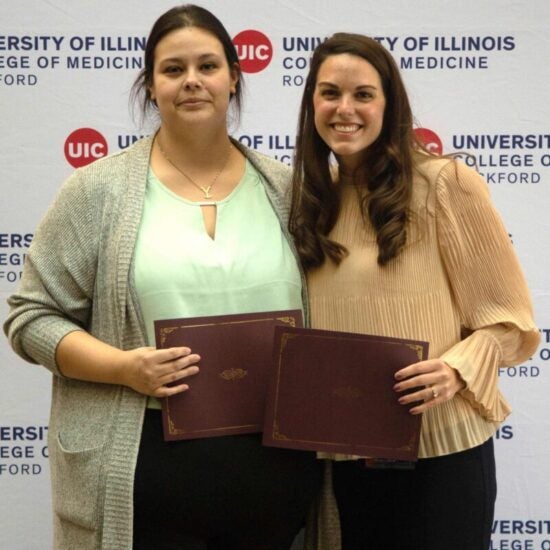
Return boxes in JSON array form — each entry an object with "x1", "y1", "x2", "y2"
[{"x1": 156, "y1": 135, "x2": 233, "y2": 199}]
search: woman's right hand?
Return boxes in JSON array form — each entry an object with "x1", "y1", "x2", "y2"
[
  {"x1": 121, "y1": 346, "x2": 200, "y2": 398},
  {"x1": 56, "y1": 331, "x2": 200, "y2": 396}
]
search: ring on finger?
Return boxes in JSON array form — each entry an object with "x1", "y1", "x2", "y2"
[{"x1": 431, "y1": 386, "x2": 439, "y2": 399}]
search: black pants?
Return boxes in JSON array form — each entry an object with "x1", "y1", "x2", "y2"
[
  {"x1": 133, "y1": 409, "x2": 322, "y2": 550},
  {"x1": 333, "y1": 438, "x2": 496, "y2": 550}
]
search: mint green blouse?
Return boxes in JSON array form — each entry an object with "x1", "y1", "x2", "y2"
[{"x1": 134, "y1": 160, "x2": 302, "y2": 349}]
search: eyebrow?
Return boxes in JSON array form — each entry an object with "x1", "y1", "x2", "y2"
[
  {"x1": 317, "y1": 82, "x2": 378, "y2": 90},
  {"x1": 158, "y1": 52, "x2": 222, "y2": 64}
]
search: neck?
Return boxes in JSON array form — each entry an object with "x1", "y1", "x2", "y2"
[
  {"x1": 336, "y1": 154, "x2": 362, "y2": 176},
  {"x1": 337, "y1": 164, "x2": 358, "y2": 185},
  {"x1": 157, "y1": 126, "x2": 232, "y2": 166}
]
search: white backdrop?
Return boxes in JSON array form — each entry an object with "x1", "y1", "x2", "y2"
[{"x1": 1, "y1": 1, "x2": 549, "y2": 548}]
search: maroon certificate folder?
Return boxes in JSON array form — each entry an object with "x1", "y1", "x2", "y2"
[
  {"x1": 154, "y1": 310, "x2": 302, "y2": 441},
  {"x1": 262, "y1": 326, "x2": 429, "y2": 461}
]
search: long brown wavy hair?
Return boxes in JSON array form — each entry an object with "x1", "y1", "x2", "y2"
[{"x1": 289, "y1": 32, "x2": 426, "y2": 268}]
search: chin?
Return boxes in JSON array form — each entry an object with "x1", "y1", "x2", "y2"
[{"x1": 332, "y1": 146, "x2": 364, "y2": 158}]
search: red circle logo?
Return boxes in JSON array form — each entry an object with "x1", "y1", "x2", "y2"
[
  {"x1": 414, "y1": 128, "x2": 443, "y2": 155},
  {"x1": 233, "y1": 30, "x2": 273, "y2": 73},
  {"x1": 64, "y1": 128, "x2": 108, "y2": 168}
]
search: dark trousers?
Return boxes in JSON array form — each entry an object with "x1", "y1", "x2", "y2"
[
  {"x1": 333, "y1": 438, "x2": 496, "y2": 550},
  {"x1": 133, "y1": 409, "x2": 322, "y2": 550}
]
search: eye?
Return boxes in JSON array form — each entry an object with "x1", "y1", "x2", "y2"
[
  {"x1": 201, "y1": 61, "x2": 218, "y2": 72},
  {"x1": 320, "y1": 88, "x2": 339, "y2": 99},
  {"x1": 356, "y1": 91, "x2": 373, "y2": 100},
  {"x1": 163, "y1": 65, "x2": 182, "y2": 75}
]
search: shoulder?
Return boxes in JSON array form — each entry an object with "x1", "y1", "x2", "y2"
[
  {"x1": 232, "y1": 141, "x2": 293, "y2": 213},
  {"x1": 414, "y1": 151, "x2": 454, "y2": 182},
  {"x1": 59, "y1": 136, "x2": 153, "y2": 201},
  {"x1": 39, "y1": 137, "x2": 152, "y2": 230},
  {"x1": 72, "y1": 135, "x2": 152, "y2": 181},
  {"x1": 233, "y1": 140, "x2": 291, "y2": 184},
  {"x1": 414, "y1": 152, "x2": 490, "y2": 199}
]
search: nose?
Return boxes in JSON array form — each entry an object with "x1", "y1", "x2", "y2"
[
  {"x1": 336, "y1": 96, "x2": 354, "y2": 117},
  {"x1": 183, "y1": 68, "x2": 202, "y2": 90}
]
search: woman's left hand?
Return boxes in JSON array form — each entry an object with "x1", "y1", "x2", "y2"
[{"x1": 393, "y1": 358, "x2": 466, "y2": 415}]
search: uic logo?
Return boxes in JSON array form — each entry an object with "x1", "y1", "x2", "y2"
[
  {"x1": 414, "y1": 128, "x2": 443, "y2": 155},
  {"x1": 64, "y1": 128, "x2": 108, "y2": 168},
  {"x1": 233, "y1": 30, "x2": 273, "y2": 73}
]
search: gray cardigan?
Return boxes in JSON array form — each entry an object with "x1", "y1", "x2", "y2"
[{"x1": 4, "y1": 136, "x2": 307, "y2": 549}]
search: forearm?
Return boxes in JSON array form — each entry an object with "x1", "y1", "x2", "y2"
[
  {"x1": 55, "y1": 330, "x2": 201, "y2": 397},
  {"x1": 55, "y1": 330, "x2": 128, "y2": 385}
]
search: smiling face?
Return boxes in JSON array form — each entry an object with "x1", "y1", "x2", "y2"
[
  {"x1": 149, "y1": 26, "x2": 239, "y2": 133},
  {"x1": 313, "y1": 53, "x2": 386, "y2": 172}
]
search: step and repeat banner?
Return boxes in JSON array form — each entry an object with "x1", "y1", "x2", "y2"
[{"x1": 1, "y1": 1, "x2": 549, "y2": 548}]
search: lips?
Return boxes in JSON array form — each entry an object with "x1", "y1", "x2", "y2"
[
  {"x1": 331, "y1": 123, "x2": 362, "y2": 133},
  {"x1": 178, "y1": 97, "x2": 208, "y2": 106}
]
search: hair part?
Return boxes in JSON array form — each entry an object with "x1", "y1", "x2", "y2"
[
  {"x1": 130, "y1": 4, "x2": 243, "y2": 125},
  {"x1": 290, "y1": 32, "x2": 427, "y2": 268}
]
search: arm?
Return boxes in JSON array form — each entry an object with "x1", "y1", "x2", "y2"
[
  {"x1": 56, "y1": 330, "x2": 199, "y2": 397},
  {"x1": 394, "y1": 160, "x2": 539, "y2": 416},
  {"x1": 4, "y1": 168, "x2": 199, "y2": 396},
  {"x1": 4, "y1": 169, "x2": 98, "y2": 374}
]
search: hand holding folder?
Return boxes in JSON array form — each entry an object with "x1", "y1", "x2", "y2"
[
  {"x1": 262, "y1": 326, "x2": 429, "y2": 461},
  {"x1": 154, "y1": 310, "x2": 303, "y2": 441}
]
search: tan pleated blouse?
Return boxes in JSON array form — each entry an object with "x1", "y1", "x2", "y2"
[{"x1": 307, "y1": 155, "x2": 540, "y2": 459}]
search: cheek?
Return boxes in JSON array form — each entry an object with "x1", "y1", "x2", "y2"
[
  {"x1": 151, "y1": 79, "x2": 171, "y2": 99},
  {"x1": 361, "y1": 106, "x2": 384, "y2": 133},
  {"x1": 313, "y1": 102, "x2": 330, "y2": 129},
  {"x1": 211, "y1": 78, "x2": 232, "y2": 98},
  {"x1": 372, "y1": 104, "x2": 385, "y2": 128},
  {"x1": 313, "y1": 112, "x2": 327, "y2": 138}
]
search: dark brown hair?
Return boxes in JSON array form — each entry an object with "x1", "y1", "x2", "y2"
[
  {"x1": 131, "y1": 4, "x2": 243, "y2": 121},
  {"x1": 289, "y1": 32, "x2": 425, "y2": 268}
]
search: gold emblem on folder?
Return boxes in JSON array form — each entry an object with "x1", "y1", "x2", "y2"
[
  {"x1": 219, "y1": 368, "x2": 248, "y2": 381},
  {"x1": 333, "y1": 386, "x2": 364, "y2": 400}
]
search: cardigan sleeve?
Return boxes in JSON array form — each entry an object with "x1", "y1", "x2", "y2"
[
  {"x1": 435, "y1": 160, "x2": 540, "y2": 421},
  {"x1": 3, "y1": 169, "x2": 99, "y2": 376}
]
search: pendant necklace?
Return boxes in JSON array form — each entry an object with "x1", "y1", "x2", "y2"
[{"x1": 156, "y1": 134, "x2": 233, "y2": 200}]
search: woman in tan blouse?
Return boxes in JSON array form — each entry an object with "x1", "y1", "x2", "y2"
[{"x1": 290, "y1": 33, "x2": 540, "y2": 550}]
